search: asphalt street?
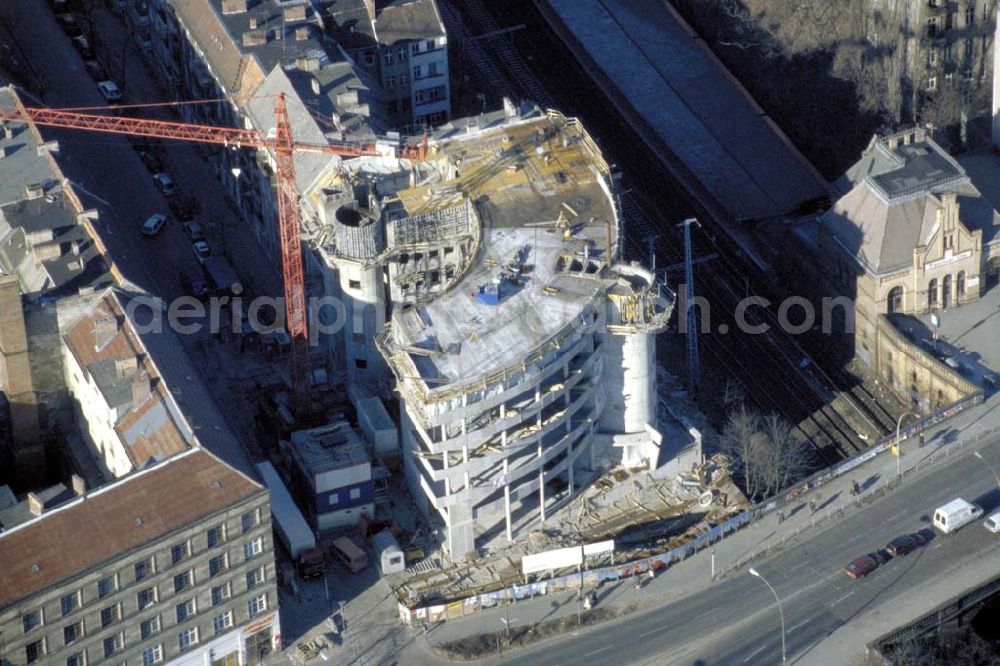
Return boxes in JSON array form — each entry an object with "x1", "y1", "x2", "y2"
[{"x1": 497, "y1": 435, "x2": 1000, "y2": 666}]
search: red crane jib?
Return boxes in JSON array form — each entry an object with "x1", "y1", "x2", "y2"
[{"x1": 0, "y1": 93, "x2": 372, "y2": 414}]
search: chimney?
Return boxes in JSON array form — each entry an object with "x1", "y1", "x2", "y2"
[
  {"x1": 311, "y1": 76, "x2": 321, "y2": 96},
  {"x1": 221, "y1": 0, "x2": 247, "y2": 15},
  {"x1": 249, "y1": 17, "x2": 257, "y2": 30},
  {"x1": 94, "y1": 315, "x2": 118, "y2": 349},
  {"x1": 3, "y1": 123, "x2": 13, "y2": 139},
  {"x1": 242, "y1": 30, "x2": 267, "y2": 47},
  {"x1": 36, "y1": 140, "x2": 59, "y2": 156},
  {"x1": 25, "y1": 183, "x2": 44, "y2": 199},
  {"x1": 902, "y1": 130, "x2": 912, "y2": 145},
  {"x1": 914, "y1": 126, "x2": 927, "y2": 143},
  {"x1": 131, "y1": 375, "x2": 152, "y2": 405},
  {"x1": 27, "y1": 492, "x2": 43, "y2": 516},
  {"x1": 296, "y1": 56, "x2": 320, "y2": 72},
  {"x1": 295, "y1": 26, "x2": 309, "y2": 41},
  {"x1": 274, "y1": 27, "x2": 282, "y2": 41},
  {"x1": 71, "y1": 474, "x2": 86, "y2": 496},
  {"x1": 0, "y1": 146, "x2": 8, "y2": 159},
  {"x1": 115, "y1": 356, "x2": 139, "y2": 380},
  {"x1": 283, "y1": 5, "x2": 307, "y2": 22}
]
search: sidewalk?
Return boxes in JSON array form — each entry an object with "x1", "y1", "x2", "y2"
[{"x1": 423, "y1": 392, "x2": 1000, "y2": 649}]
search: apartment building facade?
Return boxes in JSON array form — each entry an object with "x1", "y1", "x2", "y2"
[{"x1": 0, "y1": 449, "x2": 279, "y2": 666}]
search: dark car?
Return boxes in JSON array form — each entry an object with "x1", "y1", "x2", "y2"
[
  {"x1": 83, "y1": 59, "x2": 108, "y2": 82},
  {"x1": 56, "y1": 13, "x2": 82, "y2": 37},
  {"x1": 886, "y1": 533, "x2": 928, "y2": 557},
  {"x1": 844, "y1": 555, "x2": 880, "y2": 579},
  {"x1": 137, "y1": 148, "x2": 164, "y2": 173},
  {"x1": 181, "y1": 273, "x2": 210, "y2": 300}
]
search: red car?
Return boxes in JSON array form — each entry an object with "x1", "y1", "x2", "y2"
[
  {"x1": 886, "y1": 533, "x2": 928, "y2": 557},
  {"x1": 844, "y1": 555, "x2": 879, "y2": 579}
]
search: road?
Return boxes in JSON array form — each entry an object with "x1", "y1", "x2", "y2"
[{"x1": 494, "y1": 435, "x2": 1000, "y2": 665}]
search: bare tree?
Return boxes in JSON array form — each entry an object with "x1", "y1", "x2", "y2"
[{"x1": 722, "y1": 405, "x2": 807, "y2": 500}]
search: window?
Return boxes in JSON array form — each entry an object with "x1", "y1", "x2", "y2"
[
  {"x1": 329, "y1": 492, "x2": 339, "y2": 506},
  {"x1": 383, "y1": 50, "x2": 394, "y2": 65},
  {"x1": 428, "y1": 62, "x2": 439, "y2": 77},
  {"x1": 142, "y1": 645, "x2": 163, "y2": 666},
  {"x1": 927, "y1": 18, "x2": 938, "y2": 37},
  {"x1": 135, "y1": 556, "x2": 155, "y2": 581},
  {"x1": 928, "y1": 278, "x2": 939, "y2": 305},
  {"x1": 348, "y1": 279, "x2": 362, "y2": 290},
  {"x1": 928, "y1": 76, "x2": 938, "y2": 91},
  {"x1": 171, "y1": 542, "x2": 190, "y2": 565},
  {"x1": 386, "y1": 75, "x2": 396, "y2": 89},
  {"x1": 63, "y1": 620, "x2": 84, "y2": 646},
  {"x1": 887, "y1": 286, "x2": 903, "y2": 314},
  {"x1": 174, "y1": 570, "x2": 193, "y2": 593},
  {"x1": 22, "y1": 609, "x2": 42, "y2": 633},
  {"x1": 411, "y1": 43, "x2": 420, "y2": 55},
  {"x1": 957, "y1": 270, "x2": 966, "y2": 295},
  {"x1": 246, "y1": 567, "x2": 264, "y2": 590},
  {"x1": 207, "y1": 525, "x2": 225, "y2": 548},
  {"x1": 60, "y1": 592, "x2": 79, "y2": 616},
  {"x1": 415, "y1": 89, "x2": 426, "y2": 105},
  {"x1": 355, "y1": 358, "x2": 368, "y2": 369},
  {"x1": 66, "y1": 653, "x2": 85, "y2": 666},
  {"x1": 398, "y1": 46, "x2": 408, "y2": 60},
  {"x1": 350, "y1": 487, "x2": 361, "y2": 500},
  {"x1": 364, "y1": 50, "x2": 375, "y2": 66},
  {"x1": 244, "y1": 537, "x2": 263, "y2": 561},
  {"x1": 137, "y1": 586, "x2": 158, "y2": 610},
  {"x1": 965, "y1": 38, "x2": 974, "y2": 59},
  {"x1": 927, "y1": 48, "x2": 938, "y2": 67},
  {"x1": 211, "y1": 583, "x2": 231, "y2": 606},
  {"x1": 103, "y1": 632, "x2": 124, "y2": 658},
  {"x1": 213, "y1": 610, "x2": 234, "y2": 635},
  {"x1": 352, "y1": 332, "x2": 366, "y2": 344},
  {"x1": 100, "y1": 603, "x2": 121, "y2": 628},
  {"x1": 176, "y1": 598, "x2": 196, "y2": 623},
  {"x1": 209, "y1": 553, "x2": 228, "y2": 577},
  {"x1": 241, "y1": 509, "x2": 258, "y2": 533},
  {"x1": 25, "y1": 639, "x2": 44, "y2": 663},
  {"x1": 248, "y1": 593, "x2": 268, "y2": 617},
  {"x1": 97, "y1": 575, "x2": 117, "y2": 599},
  {"x1": 140, "y1": 615, "x2": 161, "y2": 640},
  {"x1": 966, "y1": 4, "x2": 975, "y2": 26},
  {"x1": 178, "y1": 627, "x2": 199, "y2": 651},
  {"x1": 413, "y1": 64, "x2": 422, "y2": 79},
  {"x1": 425, "y1": 39, "x2": 436, "y2": 50}
]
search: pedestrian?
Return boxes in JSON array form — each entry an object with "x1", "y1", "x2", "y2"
[
  {"x1": 810, "y1": 498, "x2": 817, "y2": 514},
  {"x1": 777, "y1": 509, "x2": 785, "y2": 523}
]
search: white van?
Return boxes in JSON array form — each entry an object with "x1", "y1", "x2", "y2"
[{"x1": 932, "y1": 498, "x2": 983, "y2": 534}]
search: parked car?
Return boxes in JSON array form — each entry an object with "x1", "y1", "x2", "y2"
[
  {"x1": 843, "y1": 554, "x2": 880, "y2": 579},
  {"x1": 83, "y1": 59, "x2": 108, "y2": 82},
  {"x1": 70, "y1": 35, "x2": 94, "y2": 59},
  {"x1": 183, "y1": 221, "x2": 205, "y2": 242},
  {"x1": 984, "y1": 512, "x2": 1000, "y2": 534},
  {"x1": 933, "y1": 498, "x2": 983, "y2": 534},
  {"x1": 181, "y1": 273, "x2": 210, "y2": 300},
  {"x1": 153, "y1": 172, "x2": 178, "y2": 197},
  {"x1": 169, "y1": 196, "x2": 199, "y2": 222},
  {"x1": 136, "y1": 148, "x2": 164, "y2": 173},
  {"x1": 55, "y1": 13, "x2": 82, "y2": 37},
  {"x1": 141, "y1": 213, "x2": 167, "y2": 237},
  {"x1": 192, "y1": 240, "x2": 212, "y2": 265},
  {"x1": 885, "y1": 532, "x2": 928, "y2": 557},
  {"x1": 97, "y1": 80, "x2": 122, "y2": 103}
]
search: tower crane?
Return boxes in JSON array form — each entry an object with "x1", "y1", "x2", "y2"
[{"x1": 0, "y1": 93, "x2": 428, "y2": 414}]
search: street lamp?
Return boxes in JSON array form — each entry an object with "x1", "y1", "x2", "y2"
[
  {"x1": 973, "y1": 451, "x2": 1000, "y2": 488},
  {"x1": 499, "y1": 606, "x2": 518, "y2": 642},
  {"x1": 894, "y1": 411, "x2": 918, "y2": 478},
  {"x1": 748, "y1": 567, "x2": 786, "y2": 666}
]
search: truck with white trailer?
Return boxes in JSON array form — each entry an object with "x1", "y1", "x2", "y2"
[{"x1": 256, "y1": 461, "x2": 327, "y2": 578}]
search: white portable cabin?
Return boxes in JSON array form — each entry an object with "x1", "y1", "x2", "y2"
[{"x1": 372, "y1": 529, "x2": 405, "y2": 576}]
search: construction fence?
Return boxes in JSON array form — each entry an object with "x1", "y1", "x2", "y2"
[{"x1": 397, "y1": 508, "x2": 752, "y2": 626}]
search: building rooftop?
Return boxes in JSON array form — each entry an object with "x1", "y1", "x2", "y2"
[
  {"x1": 0, "y1": 449, "x2": 263, "y2": 608},
  {"x1": 289, "y1": 421, "x2": 370, "y2": 471},
  {"x1": 373, "y1": 0, "x2": 445, "y2": 45},
  {"x1": 823, "y1": 131, "x2": 1000, "y2": 274},
  {"x1": 0, "y1": 484, "x2": 75, "y2": 532},
  {"x1": 62, "y1": 290, "x2": 193, "y2": 470},
  {"x1": 0, "y1": 87, "x2": 110, "y2": 296},
  {"x1": 381, "y1": 111, "x2": 621, "y2": 395}
]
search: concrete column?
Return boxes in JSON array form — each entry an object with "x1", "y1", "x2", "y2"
[
  {"x1": 536, "y1": 386, "x2": 544, "y2": 523},
  {"x1": 500, "y1": 403, "x2": 512, "y2": 540},
  {"x1": 993, "y1": 6, "x2": 1000, "y2": 146}
]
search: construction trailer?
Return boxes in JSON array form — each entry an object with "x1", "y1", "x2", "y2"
[
  {"x1": 373, "y1": 529, "x2": 406, "y2": 576},
  {"x1": 256, "y1": 461, "x2": 326, "y2": 577},
  {"x1": 284, "y1": 421, "x2": 374, "y2": 531}
]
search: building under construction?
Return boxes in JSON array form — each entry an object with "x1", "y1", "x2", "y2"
[{"x1": 309, "y1": 101, "x2": 673, "y2": 558}]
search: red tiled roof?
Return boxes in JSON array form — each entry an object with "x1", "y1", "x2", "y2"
[{"x1": 0, "y1": 449, "x2": 263, "y2": 608}]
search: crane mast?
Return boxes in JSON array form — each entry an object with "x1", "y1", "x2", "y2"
[{"x1": 0, "y1": 93, "x2": 390, "y2": 414}]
